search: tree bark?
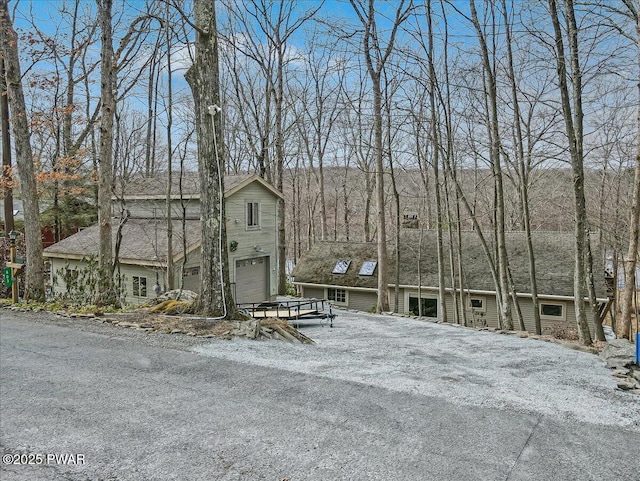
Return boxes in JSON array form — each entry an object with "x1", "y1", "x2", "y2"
[
  {"x1": 165, "y1": 7, "x2": 174, "y2": 291},
  {"x1": 0, "y1": 1, "x2": 45, "y2": 300},
  {"x1": 186, "y1": 0, "x2": 236, "y2": 318},
  {"x1": 96, "y1": 0, "x2": 116, "y2": 306},
  {"x1": 1, "y1": 57, "x2": 14, "y2": 236}
]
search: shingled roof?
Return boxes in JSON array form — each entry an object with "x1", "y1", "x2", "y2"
[
  {"x1": 44, "y1": 219, "x2": 201, "y2": 264},
  {"x1": 114, "y1": 173, "x2": 283, "y2": 200},
  {"x1": 292, "y1": 231, "x2": 608, "y2": 298}
]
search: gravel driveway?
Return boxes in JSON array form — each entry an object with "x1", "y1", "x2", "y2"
[{"x1": 194, "y1": 309, "x2": 640, "y2": 430}]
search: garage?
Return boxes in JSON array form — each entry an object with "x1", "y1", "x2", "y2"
[{"x1": 235, "y1": 256, "x2": 270, "y2": 304}]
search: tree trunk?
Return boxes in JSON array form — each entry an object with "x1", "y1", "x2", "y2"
[
  {"x1": 349, "y1": 0, "x2": 409, "y2": 313},
  {"x1": 186, "y1": 0, "x2": 236, "y2": 318},
  {"x1": 165, "y1": 9, "x2": 174, "y2": 291},
  {"x1": 619, "y1": 1, "x2": 640, "y2": 340},
  {"x1": 548, "y1": 0, "x2": 592, "y2": 345},
  {"x1": 501, "y1": 0, "x2": 541, "y2": 334},
  {"x1": 96, "y1": 0, "x2": 116, "y2": 306},
  {"x1": 0, "y1": 1, "x2": 45, "y2": 300},
  {"x1": 469, "y1": 0, "x2": 513, "y2": 330},
  {"x1": 427, "y1": 0, "x2": 448, "y2": 323},
  {"x1": 1, "y1": 57, "x2": 14, "y2": 236}
]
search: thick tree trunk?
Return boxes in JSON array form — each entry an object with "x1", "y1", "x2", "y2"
[
  {"x1": 96, "y1": 0, "x2": 116, "y2": 306},
  {"x1": 186, "y1": 0, "x2": 236, "y2": 318},
  {"x1": 0, "y1": 2, "x2": 45, "y2": 301}
]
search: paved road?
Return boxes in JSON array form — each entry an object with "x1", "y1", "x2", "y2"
[{"x1": 1, "y1": 311, "x2": 639, "y2": 480}]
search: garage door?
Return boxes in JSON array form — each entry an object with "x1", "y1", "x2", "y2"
[{"x1": 235, "y1": 256, "x2": 269, "y2": 304}]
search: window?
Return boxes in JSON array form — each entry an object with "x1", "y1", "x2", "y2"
[
  {"x1": 133, "y1": 276, "x2": 147, "y2": 297},
  {"x1": 247, "y1": 202, "x2": 260, "y2": 228},
  {"x1": 65, "y1": 269, "x2": 79, "y2": 281},
  {"x1": 327, "y1": 288, "x2": 347, "y2": 304},
  {"x1": 467, "y1": 297, "x2": 486, "y2": 312},
  {"x1": 184, "y1": 267, "x2": 200, "y2": 276},
  {"x1": 408, "y1": 296, "x2": 438, "y2": 317},
  {"x1": 332, "y1": 260, "x2": 351, "y2": 274},
  {"x1": 359, "y1": 261, "x2": 377, "y2": 276},
  {"x1": 540, "y1": 302, "x2": 564, "y2": 319}
]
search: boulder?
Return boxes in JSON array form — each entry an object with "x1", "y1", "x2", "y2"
[
  {"x1": 600, "y1": 339, "x2": 635, "y2": 362},
  {"x1": 154, "y1": 289, "x2": 198, "y2": 303}
]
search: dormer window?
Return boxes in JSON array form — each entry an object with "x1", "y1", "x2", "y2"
[{"x1": 247, "y1": 201, "x2": 260, "y2": 229}]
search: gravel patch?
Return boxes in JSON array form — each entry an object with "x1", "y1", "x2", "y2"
[{"x1": 194, "y1": 309, "x2": 640, "y2": 430}]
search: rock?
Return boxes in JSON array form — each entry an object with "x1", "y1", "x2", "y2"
[
  {"x1": 154, "y1": 289, "x2": 198, "y2": 303},
  {"x1": 600, "y1": 339, "x2": 635, "y2": 361},
  {"x1": 611, "y1": 369, "x2": 630, "y2": 378},
  {"x1": 606, "y1": 358, "x2": 634, "y2": 370},
  {"x1": 616, "y1": 380, "x2": 636, "y2": 391},
  {"x1": 632, "y1": 370, "x2": 640, "y2": 382},
  {"x1": 170, "y1": 329, "x2": 183, "y2": 334}
]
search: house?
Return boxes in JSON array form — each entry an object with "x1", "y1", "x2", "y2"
[
  {"x1": 291, "y1": 231, "x2": 613, "y2": 335},
  {"x1": 44, "y1": 173, "x2": 283, "y2": 306}
]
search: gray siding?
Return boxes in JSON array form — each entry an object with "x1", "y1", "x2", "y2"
[
  {"x1": 49, "y1": 258, "x2": 162, "y2": 307},
  {"x1": 226, "y1": 183, "x2": 279, "y2": 300},
  {"x1": 347, "y1": 291, "x2": 378, "y2": 312},
  {"x1": 302, "y1": 286, "x2": 324, "y2": 299}
]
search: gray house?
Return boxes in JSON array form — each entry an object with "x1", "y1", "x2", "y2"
[
  {"x1": 292, "y1": 231, "x2": 612, "y2": 335},
  {"x1": 44, "y1": 173, "x2": 283, "y2": 306}
]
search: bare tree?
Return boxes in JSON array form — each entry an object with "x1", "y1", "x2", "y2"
[
  {"x1": 614, "y1": 0, "x2": 640, "y2": 340},
  {"x1": 0, "y1": 0, "x2": 45, "y2": 300},
  {"x1": 96, "y1": 0, "x2": 117, "y2": 305},
  {"x1": 349, "y1": 0, "x2": 412, "y2": 313},
  {"x1": 548, "y1": 0, "x2": 593, "y2": 345},
  {"x1": 468, "y1": 0, "x2": 513, "y2": 330}
]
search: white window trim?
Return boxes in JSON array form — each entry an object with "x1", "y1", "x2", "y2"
[
  {"x1": 326, "y1": 287, "x2": 348, "y2": 306},
  {"x1": 539, "y1": 301, "x2": 565, "y2": 321},
  {"x1": 466, "y1": 296, "x2": 486, "y2": 313},
  {"x1": 246, "y1": 201, "x2": 261, "y2": 230}
]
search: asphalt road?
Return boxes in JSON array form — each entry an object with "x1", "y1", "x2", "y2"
[{"x1": 1, "y1": 310, "x2": 639, "y2": 481}]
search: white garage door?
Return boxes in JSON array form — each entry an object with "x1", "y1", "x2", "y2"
[{"x1": 235, "y1": 256, "x2": 269, "y2": 304}]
